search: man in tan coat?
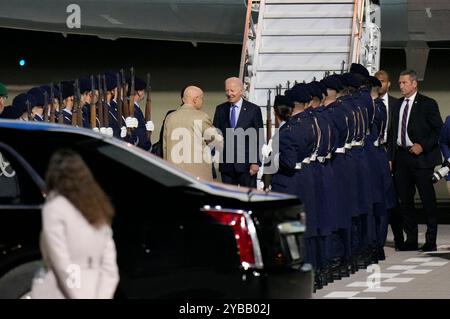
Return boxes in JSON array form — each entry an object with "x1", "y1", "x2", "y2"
[{"x1": 163, "y1": 86, "x2": 223, "y2": 182}]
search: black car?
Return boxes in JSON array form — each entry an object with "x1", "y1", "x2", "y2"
[{"x1": 0, "y1": 120, "x2": 313, "y2": 299}]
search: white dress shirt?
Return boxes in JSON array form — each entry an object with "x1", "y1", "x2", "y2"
[
  {"x1": 381, "y1": 93, "x2": 389, "y2": 143},
  {"x1": 397, "y1": 91, "x2": 417, "y2": 147}
]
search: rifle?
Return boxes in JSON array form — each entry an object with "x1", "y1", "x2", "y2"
[
  {"x1": 76, "y1": 79, "x2": 83, "y2": 127},
  {"x1": 49, "y1": 83, "x2": 56, "y2": 123},
  {"x1": 266, "y1": 89, "x2": 272, "y2": 142},
  {"x1": 58, "y1": 82, "x2": 64, "y2": 124},
  {"x1": 97, "y1": 74, "x2": 104, "y2": 128},
  {"x1": 116, "y1": 72, "x2": 123, "y2": 127},
  {"x1": 261, "y1": 89, "x2": 272, "y2": 191},
  {"x1": 102, "y1": 74, "x2": 109, "y2": 128},
  {"x1": 90, "y1": 75, "x2": 97, "y2": 129},
  {"x1": 72, "y1": 80, "x2": 79, "y2": 127},
  {"x1": 341, "y1": 60, "x2": 346, "y2": 74},
  {"x1": 26, "y1": 99, "x2": 32, "y2": 121},
  {"x1": 43, "y1": 91, "x2": 49, "y2": 122},
  {"x1": 144, "y1": 73, "x2": 152, "y2": 140},
  {"x1": 120, "y1": 68, "x2": 129, "y2": 119},
  {"x1": 128, "y1": 67, "x2": 135, "y2": 118}
]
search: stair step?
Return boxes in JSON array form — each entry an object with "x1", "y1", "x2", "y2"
[
  {"x1": 266, "y1": 0, "x2": 354, "y2": 3},
  {"x1": 263, "y1": 17, "x2": 352, "y2": 35},
  {"x1": 264, "y1": 4, "x2": 353, "y2": 18},
  {"x1": 261, "y1": 35, "x2": 351, "y2": 53},
  {"x1": 258, "y1": 52, "x2": 348, "y2": 70},
  {"x1": 262, "y1": 29, "x2": 351, "y2": 36},
  {"x1": 253, "y1": 70, "x2": 338, "y2": 88}
]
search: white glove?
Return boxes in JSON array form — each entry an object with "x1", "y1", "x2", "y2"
[
  {"x1": 120, "y1": 126, "x2": 127, "y2": 138},
  {"x1": 99, "y1": 127, "x2": 107, "y2": 135},
  {"x1": 92, "y1": 127, "x2": 100, "y2": 133},
  {"x1": 145, "y1": 120, "x2": 155, "y2": 132},
  {"x1": 106, "y1": 127, "x2": 114, "y2": 137},
  {"x1": 125, "y1": 117, "x2": 138, "y2": 129},
  {"x1": 261, "y1": 139, "x2": 273, "y2": 158},
  {"x1": 258, "y1": 180, "x2": 265, "y2": 190}
]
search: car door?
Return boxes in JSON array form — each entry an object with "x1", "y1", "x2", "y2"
[{"x1": 0, "y1": 141, "x2": 46, "y2": 298}]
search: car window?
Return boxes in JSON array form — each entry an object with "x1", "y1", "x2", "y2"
[
  {"x1": 0, "y1": 151, "x2": 20, "y2": 204},
  {"x1": 0, "y1": 144, "x2": 45, "y2": 206}
]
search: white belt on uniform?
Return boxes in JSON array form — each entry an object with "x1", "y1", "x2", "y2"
[
  {"x1": 335, "y1": 147, "x2": 346, "y2": 154},
  {"x1": 344, "y1": 143, "x2": 352, "y2": 150},
  {"x1": 295, "y1": 157, "x2": 311, "y2": 170}
]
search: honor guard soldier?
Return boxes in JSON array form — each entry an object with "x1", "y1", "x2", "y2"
[
  {"x1": 11, "y1": 93, "x2": 37, "y2": 121},
  {"x1": 27, "y1": 87, "x2": 46, "y2": 121},
  {"x1": 0, "y1": 83, "x2": 7, "y2": 117},
  {"x1": 126, "y1": 76, "x2": 153, "y2": 151},
  {"x1": 440, "y1": 116, "x2": 450, "y2": 195},
  {"x1": 321, "y1": 75, "x2": 353, "y2": 278},
  {"x1": 284, "y1": 84, "x2": 324, "y2": 288},
  {"x1": 103, "y1": 72, "x2": 123, "y2": 138},
  {"x1": 78, "y1": 77, "x2": 96, "y2": 129},
  {"x1": 60, "y1": 81, "x2": 75, "y2": 125}
]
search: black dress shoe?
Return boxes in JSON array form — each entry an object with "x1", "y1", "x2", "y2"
[
  {"x1": 420, "y1": 243, "x2": 437, "y2": 252},
  {"x1": 378, "y1": 247, "x2": 386, "y2": 261},
  {"x1": 399, "y1": 242, "x2": 418, "y2": 251},
  {"x1": 394, "y1": 242, "x2": 404, "y2": 251}
]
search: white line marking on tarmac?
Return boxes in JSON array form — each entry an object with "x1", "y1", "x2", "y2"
[
  {"x1": 387, "y1": 265, "x2": 417, "y2": 271},
  {"x1": 420, "y1": 261, "x2": 449, "y2": 267},
  {"x1": 363, "y1": 287, "x2": 396, "y2": 293},
  {"x1": 405, "y1": 257, "x2": 434, "y2": 263},
  {"x1": 402, "y1": 269, "x2": 432, "y2": 274},
  {"x1": 378, "y1": 273, "x2": 400, "y2": 278},
  {"x1": 324, "y1": 291, "x2": 360, "y2": 298},
  {"x1": 383, "y1": 277, "x2": 414, "y2": 283},
  {"x1": 346, "y1": 281, "x2": 369, "y2": 287}
]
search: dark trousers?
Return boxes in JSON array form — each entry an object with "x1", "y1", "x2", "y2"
[
  {"x1": 388, "y1": 206, "x2": 404, "y2": 246},
  {"x1": 221, "y1": 170, "x2": 257, "y2": 188},
  {"x1": 394, "y1": 149, "x2": 438, "y2": 245}
]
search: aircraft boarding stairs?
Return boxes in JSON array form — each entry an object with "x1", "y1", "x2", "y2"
[{"x1": 238, "y1": 0, "x2": 381, "y2": 189}]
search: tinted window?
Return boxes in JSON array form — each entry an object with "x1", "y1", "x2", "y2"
[{"x1": 0, "y1": 152, "x2": 20, "y2": 204}]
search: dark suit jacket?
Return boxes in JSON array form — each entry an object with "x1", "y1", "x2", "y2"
[
  {"x1": 151, "y1": 109, "x2": 176, "y2": 158},
  {"x1": 213, "y1": 99, "x2": 264, "y2": 173},
  {"x1": 388, "y1": 92, "x2": 443, "y2": 168},
  {"x1": 386, "y1": 94, "x2": 398, "y2": 155}
]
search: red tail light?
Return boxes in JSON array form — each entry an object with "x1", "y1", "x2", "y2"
[{"x1": 202, "y1": 206, "x2": 263, "y2": 269}]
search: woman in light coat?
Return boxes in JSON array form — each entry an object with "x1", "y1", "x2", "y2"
[{"x1": 31, "y1": 149, "x2": 119, "y2": 299}]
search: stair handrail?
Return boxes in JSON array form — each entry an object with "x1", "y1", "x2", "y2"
[
  {"x1": 349, "y1": 0, "x2": 365, "y2": 66},
  {"x1": 239, "y1": 0, "x2": 258, "y2": 81}
]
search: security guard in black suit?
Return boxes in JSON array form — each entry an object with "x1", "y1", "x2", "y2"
[{"x1": 389, "y1": 70, "x2": 443, "y2": 252}]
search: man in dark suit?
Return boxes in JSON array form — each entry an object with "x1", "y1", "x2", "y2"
[
  {"x1": 375, "y1": 70, "x2": 404, "y2": 250},
  {"x1": 388, "y1": 70, "x2": 443, "y2": 252},
  {"x1": 213, "y1": 77, "x2": 264, "y2": 188}
]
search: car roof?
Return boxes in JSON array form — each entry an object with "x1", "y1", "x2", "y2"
[{"x1": 0, "y1": 120, "x2": 297, "y2": 203}]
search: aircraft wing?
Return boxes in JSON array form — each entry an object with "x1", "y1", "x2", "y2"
[{"x1": 0, "y1": 0, "x2": 245, "y2": 44}]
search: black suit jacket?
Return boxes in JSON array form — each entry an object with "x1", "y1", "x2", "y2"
[
  {"x1": 386, "y1": 94, "x2": 398, "y2": 154},
  {"x1": 388, "y1": 92, "x2": 443, "y2": 168},
  {"x1": 213, "y1": 99, "x2": 264, "y2": 173}
]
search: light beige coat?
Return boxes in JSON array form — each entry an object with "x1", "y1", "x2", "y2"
[
  {"x1": 163, "y1": 104, "x2": 223, "y2": 182},
  {"x1": 30, "y1": 194, "x2": 119, "y2": 299}
]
